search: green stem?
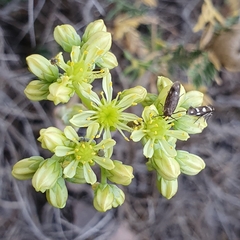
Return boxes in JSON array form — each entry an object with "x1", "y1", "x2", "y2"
[
  {"x1": 100, "y1": 166, "x2": 107, "y2": 184},
  {"x1": 73, "y1": 82, "x2": 92, "y2": 109}
]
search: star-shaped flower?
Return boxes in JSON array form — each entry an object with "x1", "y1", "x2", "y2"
[
  {"x1": 130, "y1": 105, "x2": 189, "y2": 158},
  {"x1": 70, "y1": 72, "x2": 144, "y2": 140}
]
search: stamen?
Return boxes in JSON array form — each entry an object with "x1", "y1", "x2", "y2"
[{"x1": 124, "y1": 136, "x2": 130, "y2": 141}]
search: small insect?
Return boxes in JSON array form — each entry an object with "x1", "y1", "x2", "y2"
[
  {"x1": 79, "y1": 137, "x2": 89, "y2": 142},
  {"x1": 187, "y1": 105, "x2": 214, "y2": 121},
  {"x1": 50, "y1": 58, "x2": 58, "y2": 65},
  {"x1": 163, "y1": 81, "x2": 181, "y2": 118},
  {"x1": 127, "y1": 119, "x2": 142, "y2": 129},
  {"x1": 97, "y1": 149, "x2": 105, "y2": 157}
]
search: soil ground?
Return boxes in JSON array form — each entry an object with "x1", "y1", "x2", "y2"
[{"x1": 1, "y1": 1, "x2": 240, "y2": 240}]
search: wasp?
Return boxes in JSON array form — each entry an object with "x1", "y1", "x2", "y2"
[{"x1": 186, "y1": 105, "x2": 214, "y2": 121}]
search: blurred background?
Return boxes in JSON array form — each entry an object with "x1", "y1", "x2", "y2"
[{"x1": 1, "y1": 0, "x2": 240, "y2": 239}]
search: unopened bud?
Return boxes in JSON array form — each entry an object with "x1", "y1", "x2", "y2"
[
  {"x1": 65, "y1": 165, "x2": 86, "y2": 184},
  {"x1": 96, "y1": 51, "x2": 118, "y2": 69},
  {"x1": 157, "y1": 176, "x2": 178, "y2": 199},
  {"x1": 46, "y1": 178, "x2": 68, "y2": 208},
  {"x1": 93, "y1": 184, "x2": 114, "y2": 212},
  {"x1": 47, "y1": 79, "x2": 74, "y2": 105},
  {"x1": 54, "y1": 24, "x2": 81, "y2": 52},
  {"x1": 82, "y1": 19, "x2": 107, "y2": 42},
  {"x1": 24, "y1": 80, "x2": 49, "y2": 101},
  {"x1": 121, "y1": 86, "x2": 147, "y2": 103},
  {"x1": 32, "y1": 158, "x2": 62, "y2": 193},
  {"x1": 106, "y1": 160, "x2": 134, "y2": 186},
  {"x1": 175, "y1": 150, "x2": 206, "y2": 175},
  {"x1": 110, "y1": 184, "x2": 125, "y2": 208},
  {"x1": 38, "y1": 127, "x2": 67, "y2": 152},
  {"x1": 12, "y1": 156, "x2": 44, "y2": 180},
  {"x1": 181, "y1": 90, "x2": 204, "y2": 109},
  {"x1": 152, "y1": 151, "x2": 180, "y2": 181},
  {"x1": 26, "y1": 54, "x2": 59, "y2": 82}
]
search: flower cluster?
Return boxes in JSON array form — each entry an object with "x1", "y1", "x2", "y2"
[
  {"x1": 131, "y1": 76, "x2": 206, "y2": 199},
  {"x1": 12, "y1": 20, "x2": 210, "y2": 211},
  {"x1": 24, "y1": 20, "x2": 117, "y2": 105}
]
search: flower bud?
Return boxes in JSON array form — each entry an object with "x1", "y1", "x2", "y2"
[
  {"x1": 181, "y1": 90, "x2": 204, "y2": 109},
  {"x1": 65, "y1": 165, "x2": 86, "y2": 184},
  {"x1": 46, "y1": 178, "x2": 68, "y2": 208},
  {"x1": 96, "y1": 51, "x2": 118, "y2": 69},
  {"x1": 26, "y1": 54, "x2": 59, "y2": 82},
  {"x1": 82, "y1": 31, "x2": 112, "y2": 58},
  {"x1": 82, "y1": 19, "x2": 107, "y2": 43},
  {"x1": 12, "y1": 156, "x2": 44, "y2": 180},
  {"x1": 157, "y1": 76, "x2": 172, "y2": 93},
  {"x1": 152, "y1": 150, "x2": 180, "y2": 181},
  {"x1": 38, "y1": 127, "x2": 67, "y2": 152},
  {"x1": 32, "y1": 158, "x2": 62, "y2": 193},
  {"x1": 110, "y1": 184, "x2": 125, "y2": 208},
  {"x1": 174, "y1": 115, "x2": 207, "y2": 134},
  {"x1": 93, "y1": 184, "x2": 114, "y2": 212},
  {"x1": 157, "y1": 176, "x2": 178, "y2": 199},
  {"x1": 70, "y1": 45, "x2": 81, "y2": 63},
  {"x1": 53, "y1": 24, "x2": 81, "y2": 52},
  {"x1": 175, "y1": 150, "x2": 206, "y2": 175},
  {"x1": 141, "y1": 93, "x2": 157, "y2": 107},
  {"x1": 121, "y1": 86, "x2": 147, "y2": 104},
  {"x1": 63, "y1": 159, "x2": 78, "y2": 178},
  {"x1": 106, "y1": 160, "x2": 134, "y2": 186},
  {"x1": 56, "y1": 103, "x2": 86, "y2": 126},
  {"x1": 24, "y1": 80, "x2": 50, "y2": 101},
  {"x1": 47, "y1": 80, "x2": 74, "y2": 105}
]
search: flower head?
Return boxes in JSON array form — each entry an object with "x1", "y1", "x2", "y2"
[
  {"x1": 131, "y1": 104, "x2": 189, "y2": 158},
  {"x1": 70, "y1": 73, "x2": 141, "y2": 140},
  {"x1": 50, "y1": 125, "x2": 116, "y2": 184},
  {"x1": 25, "y1": 20, "x2": 118, "y2": 105}
]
